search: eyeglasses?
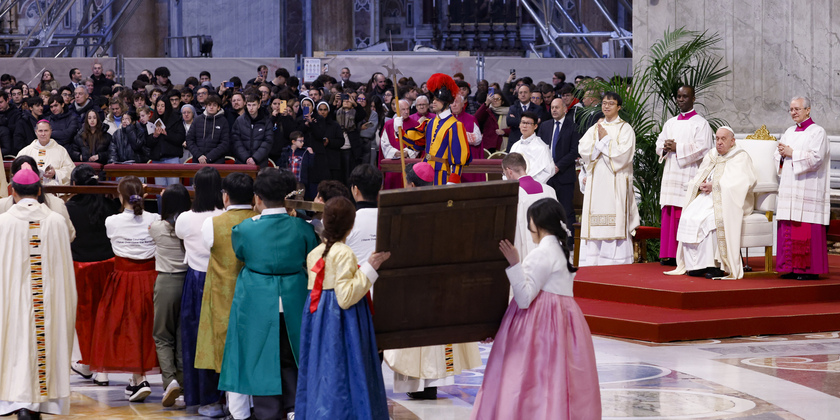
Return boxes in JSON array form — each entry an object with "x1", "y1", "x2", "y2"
[
  {"x1": 357, "y1": 97, "x2": 366, "y2": 101},
  {"x1": 520, "y1": 122, "x2": 535, "y2": 126},
  {"x1": 790, "y1": 107, "x2": 808, "y2": 112}
]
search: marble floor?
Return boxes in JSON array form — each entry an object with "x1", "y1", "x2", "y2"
[{"x1": 60, "y1": 332, "x2": 840, "y2": 419}]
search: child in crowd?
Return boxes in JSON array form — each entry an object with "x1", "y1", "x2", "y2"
[
  {"x1": 219, "y1": 168, "x2": 318, "y2": 420},
  {"x1": 295, "y1": 196, "x2": 391, "y2": 419},
  {"x1": 280, "y1": 130, "x2": 314, "y2": 193},
  {"x1": 90, "y1": 176, "x2": 160, "y2": 402},
  {"x1": 148, "y1": 184, "x2": 192, "y2": 407},
  {"x1": 471, "y1": 198, "x2": 601, "y2": 420}
]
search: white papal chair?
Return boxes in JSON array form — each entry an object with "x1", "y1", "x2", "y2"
[{"x1": 738, "y1": 125, "x2": 779, "y2": 275}]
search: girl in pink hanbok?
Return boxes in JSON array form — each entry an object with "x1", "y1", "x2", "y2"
[{"x1": 472, "y1": 198, "x2": 601, "y2": 420}]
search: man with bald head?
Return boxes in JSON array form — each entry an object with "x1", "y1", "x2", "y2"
[
  {"x1": 538, "y1": 97, "x2": 581, "y2": 246},
  {"x1": 774, "y1": 96, "x2": 830, "y2": 280},
  {"x1": 666, "y1": 127, "x2": 757, "y2": 279}
]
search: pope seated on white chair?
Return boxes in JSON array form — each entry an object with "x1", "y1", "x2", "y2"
[{"x1": 665, "y1": 126, "x2": 758, "y2": 280}]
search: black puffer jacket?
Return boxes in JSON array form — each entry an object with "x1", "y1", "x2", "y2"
[
  {"x1": 12, "y1": 110, "x2": 37, "y2": 156},
  {"x1": 72, "y1": 126, "x2": 111, "y2": 163},
  {"x1": 108, "y1": 122, "x2": 148, "y2": 163},
  {"x1": 185, "y1": 109, "x2": 230, "y2": 163},
  {"x1": 231, "y1": 108, "x2": 273, "y2": 166},
  {"x1": 48, "y1": 109, "x2": 81, "y2": 150},
  {"x1": 0, "y1": 105, "x2": 20, "y2": 156}
]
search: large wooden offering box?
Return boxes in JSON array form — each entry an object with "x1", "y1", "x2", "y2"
[{"x1": 374, "y1": 180, "x2": 518, "y2": 350}]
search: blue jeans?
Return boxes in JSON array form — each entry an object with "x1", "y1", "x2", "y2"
[{"x1": 153, "y1": 157, "x2": 180, "y2": 186}]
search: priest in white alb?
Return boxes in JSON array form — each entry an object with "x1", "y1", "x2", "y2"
[
  {"x1": 774, "y1": 96, "x2": 830, "y2": 280},
  {"x1": 0, "y1": 163, "x2": 76, "y2": 418},
  {"x1": 501, "y1": 152, "x2": 557, "y2": 259},
  {"x1": 578, "y1": 91, "x2": 640, "y2": 266},
  {"x1": 508, "y1": 112, "x2": 554, "y2": 184},
  {"x1": 665, "y1": 127, "x2": 757, "y2": 279},
  {"x1": 16, "y1": 120, "x2": 75, "y2": 186},
  {"x1": 656, "y1": 85, "x2": 713, "y2": 266}
]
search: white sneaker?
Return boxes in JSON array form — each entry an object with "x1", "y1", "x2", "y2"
[
  {"x1": 162, "y1": 380, "x2": 182, "y2": 407},
  {"x1": 198, "y1": 402, "x2": 225, "y2": 418},
  {"x1": 93, "y1": 372, "x2": 109, "y2": 386},
  {"x1": 70, "y1": 361, "x2": 92, "y2": 379},
  {"x1": 174, "y1": 395, "x2": 186, "y2": 409},
  {"x1": 287, "y1": 412, "x2": 295, "y2": 420}
]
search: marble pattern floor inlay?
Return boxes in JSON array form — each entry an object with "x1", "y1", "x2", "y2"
[{"x1": 52, "y1": 332, "x2": 840, "y2": 419}]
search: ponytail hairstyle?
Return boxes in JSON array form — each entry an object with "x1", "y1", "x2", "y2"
[
  {"x1": 526, "y1": 198, "x2": 577, "y2": 273},
  {"x1": 70, "y1": 164, "x2": 116, "y2": 226},
  {"x1": 320, "y1": 196, "x2": 356, "y2": 260},
  {"x1": 117, "y1": 175, "x2": 144, "y2": 216}
]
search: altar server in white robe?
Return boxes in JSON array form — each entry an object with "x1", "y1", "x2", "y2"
[
  {"x1": 578, "y1": 91, "x2": 640, "y2": 266},
  {"x1": 509, "y1": 112, "x2": 554, "y2": 184},
  {"x1": 502, "y1": 152, "x2": 557, "y2": 260},
  {"x1": 0, "y1": 163, "x2": 76, "y2": 418},
  {"x1": 774, "y1": 96, "x2": 830, "y2": 280},
  {"x1": 16, "y1": 120, "x2": 75, "y2": 186},
  {"x1": 665, "y1": 127, "x2": 757, "y2": 280},
  {"x1": 655, "y1": 86, "x2": 713, "y2": 266}
]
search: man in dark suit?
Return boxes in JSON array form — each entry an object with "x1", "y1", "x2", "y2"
[
  {"x1": 538, "y1": 97, "x2": 581, "y2": 246},
  {"x1": 337, "y1": 67, "x2": 358, "y2": 91},
  {"x1": 505, "y1": 84, "x2": 543, "y2": 151}
]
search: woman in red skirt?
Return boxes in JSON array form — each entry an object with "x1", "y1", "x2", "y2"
[
  {"x1": 65, "y1": 165, "x2": 119, "y2": 386},
  {"x1": 90, "y1": 176, "x2": 161, "y2": 402}
]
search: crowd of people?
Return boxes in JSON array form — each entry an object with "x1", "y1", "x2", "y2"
[{"x1": 0, "y1": 60, "x2": 828, "y2": 420}]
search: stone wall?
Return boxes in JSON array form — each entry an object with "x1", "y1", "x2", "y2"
[{"x1": 634, "y1": 0, "x2": 840, "y2": 133}]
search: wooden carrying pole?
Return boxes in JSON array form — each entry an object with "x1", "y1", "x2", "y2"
[{"x1": 392, "y1": 74, "x2": 408, "y2": 188}]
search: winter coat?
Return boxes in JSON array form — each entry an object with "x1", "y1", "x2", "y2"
[
  {"x1": 0, "y1": 105, "x2": 20, "y2": 156},
  {"x1": 268, "y1": 113, "x2": 302, "y2": 162},
  {"x1": 305, "y1": 113, "x2": 342, "y2": 183},
  {"x1": 108, "y1": 122, "x2": 148, "y2": 163},
  {"x1": 185, "y1": 109, "x2": 230, "y2": 163},
  {"x1": 70, "y1": 99, "x2": 102, "y2": 127},
  {"x1": 72, "y1": 126, "x2": 111, "y2": 163},
  {"x1": 231, "y1": 109, "x2": 273, "y2": 166},
  {"x1": 146, "y1": 115, "x2": 185, "y2": 160},
  {"x1": 12, "y1": 111, "x2": 38, "y2": 156},
  {"x1": 48, "y1": 109, "x2": 81, "y2": 150},
  {"x1": 279, "y1": 145, "x2": 314, "y2": 185}
]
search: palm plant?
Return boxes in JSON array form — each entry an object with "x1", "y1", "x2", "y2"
[{"x1": 576, "y1": 27, "x2": 731, "y2": 260}]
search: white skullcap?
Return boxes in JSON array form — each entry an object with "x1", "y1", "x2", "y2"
[{"x1": 718, "y1": 126, "x2": 735, "y2": 136}]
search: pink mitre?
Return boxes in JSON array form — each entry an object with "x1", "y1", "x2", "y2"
[
  {"x1": 12, "y1": 162, "x2": 40, "y2": 185},
  {"x1": 413, "y1": 162, "x2": 434, "y2": 183}
]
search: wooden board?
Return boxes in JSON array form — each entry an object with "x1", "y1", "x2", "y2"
[{"x1": 373, "y1": 180, "x2": 519, "y2": 350}]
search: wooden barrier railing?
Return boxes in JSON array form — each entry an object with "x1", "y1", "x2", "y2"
[
  {"x1": 3, "y1": 162, "x2": 260, "y2": 180},
  {"x1": 379, "y1": 158, "x2": 504, "y2": 174}
]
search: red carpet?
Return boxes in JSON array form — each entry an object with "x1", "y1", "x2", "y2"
[{"x1": 574, "y1": 256, "x2": 840, "y2": 342}]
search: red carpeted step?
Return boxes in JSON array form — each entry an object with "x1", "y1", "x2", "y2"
[
  {"x1": 573, "y1": 261, "x2": 840, "y2": 309},
  {"x1": 576, "y1": 297, "x2": 840, "y2": 342}
]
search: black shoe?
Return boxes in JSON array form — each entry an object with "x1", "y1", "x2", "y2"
[
  {"x1": 687, "y1": 268, "x2": 707, "y2": 277},
  {"x1": 660, "y1": 258, "x2": 677, "y2": 266},
  {"x1": 797, "y1": 274, "x2": 819, "y2": 280},
  {"x1": 16, "y1": 409, "x2": 40, "y2": 420},
  {"x1": 705, "y1": 267, "x2": 727, "y2": 279},
  {"x1": 126, "y1": 381, "x2": 152, "y2": 402},
  {"x1": 780, "y1": 272, "x2": 798, "y2": 279},
  {"x1": 407, "y1": 387, "x2": 437, "y2": 400}
]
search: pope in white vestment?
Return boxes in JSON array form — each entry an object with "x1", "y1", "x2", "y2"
[
  {"x1": 578, "y1": 94, "x2": 640, "y2": 266},
  {"x1": 0, "y1": 168, "x2": 76, "y2": 416},
  {"x1": 666, "y1": 127, "x2": 757, "y2": 280}
]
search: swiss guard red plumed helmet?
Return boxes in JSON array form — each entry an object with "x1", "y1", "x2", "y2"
[{"x1": 426, "y1": 73, "x2": 458, "y2": 106}]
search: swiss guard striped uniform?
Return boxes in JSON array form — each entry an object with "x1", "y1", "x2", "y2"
[{"x1": 401, "y1": 109, "x2": 472, "y2": 185}]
